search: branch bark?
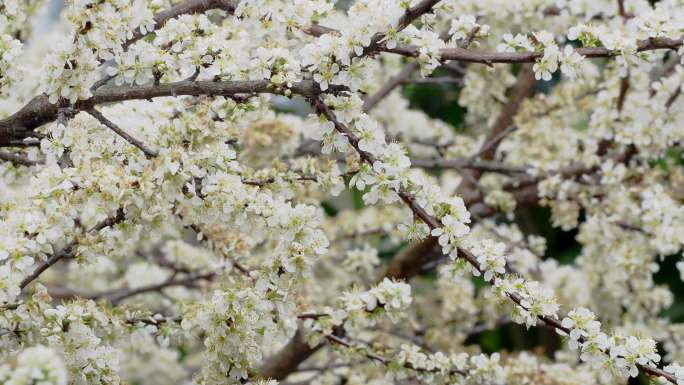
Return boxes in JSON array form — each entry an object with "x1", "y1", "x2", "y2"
[
  {"x1": 388, "y1": 37, "x2": 683, "y2": 63},
  {"x1": 0, "y1": 150, "x2": 43, "y2": 167},
  {"x1": 307, "y1": 23, "x2": 683, "y2": 64},
  {"x1": 0, "y1": 80, "x2": 342, "y2": 144},
  {"x1": 257, "y1": 330, "x2": 325, "y2": 381},
  {"x1": 478, "y1": 64, "x2": 535, "y2": 160},
  {"x1": 362, "y1": 62, "x2": 419, "y2": 113}
]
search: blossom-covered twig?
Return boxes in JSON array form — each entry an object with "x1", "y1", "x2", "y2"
[
  {"x1": 19, "y1": 209, "x2": 126, "y2": 290},
  {"x1": 86, "y1": 108, "x2": 159, "y2": 158},
  {"x1": 309, "y1": 95, "x2": 679, "y2": 384},
  {"x1": 0, "y1": 79, "x2": 345, "y2": 143}
]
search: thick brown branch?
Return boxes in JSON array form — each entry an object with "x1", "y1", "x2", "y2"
[
  {"x1": 478, "y1": 64, "x2": 535, "y2": 160},
  {"x1": 0, "y1": 80, "x2": 342, "y2": 144},
  {"x1": 0, "y1": 150, "x2": 43, "y2": 167},
  {"x1": 379, "y1": 234, "x2": 439, "y2": 281},
  {"x1": 258, "y1": 330, "x2": 324, "y2": 380}
]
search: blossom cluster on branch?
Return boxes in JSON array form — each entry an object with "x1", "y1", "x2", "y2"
[{"x1": 1, "y1": 0, "x2": 684, "y2": 384}]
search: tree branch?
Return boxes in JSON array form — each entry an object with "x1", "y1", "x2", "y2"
[
  {"x1": 257, "y1": 329, "x2": 325, "y2": 380},
  {"x1": 86, "y1": 108, "x2": 158, "y2": 158},
  {"x1": 410, "y1": 157, "x2": 529, "y2": 174},
  {"x1": 362, "y1": 61, "x2": 419, "y2": 113},
  {"x1": 0, "y1": 150, "x2": 43, "y2": 167},
  {"x1": 123, "y1": 0, "x2": 238, "y2": 51},
  {"x1": 310, "y1": 96, "x2": 678, "y2": 385},
  {"x1": 98, "y1": 271, "x2": 215, "y2": 304},
  {"x1": 477, "y1": 64, "x2": 536, "y2": 160},
  {"x1": 307, "y1": 23, "x2": 683, "y2": 65},
  {"x1": 19, "y1": 209, "x2": 126, "y2": 290},
  {"x1": 389, "y1": 37, "x2": 684, "y2": 63},
  {"x1": 0, "y1": 80, "x2": 343, "y2": 144}
]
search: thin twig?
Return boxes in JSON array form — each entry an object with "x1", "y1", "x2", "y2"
[
  {"x1": 87, "y1": 108, "x2": 159, "y2": 158},
  {"x1": 101, "y1": 271, "x2": 216, "y2": 304},
  {"x1": 49, "y1": 270, "x2": 217, "y2": 304},
  {"x1": 122, "y1": 0, "x2": 238, "y2": 51},
  {"x1": 241, "y1": 175, "x2": 318, "y2": 186},
  {"x1": 325, "y1": 334, "x2": 468, "y2": 376},
  {"x1": 19, "y1": 209, "x2": 126, "y2": 290},
  {"x1": 411, "y1": 157, "x2": 529, "y2": 174},
  {"x1": 362, "y1": 24, "x2": 479, "y2": 113},
  {"x1": 363, "y1": 61, "x2": 420, "y2": 113},
  {"x1": 404, "y1": 77, "x2": 463, "y2": 85},
  {"x1": 470, "y1": 124, "x2": 517, "y2": 160},
  {"x1": 306, "y1": 25, "x2": 683, "y2": 64}
]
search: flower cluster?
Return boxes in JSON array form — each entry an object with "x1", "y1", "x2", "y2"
[
  {"x1": 43, "y1": 302, "x2": 121, "y2": 385},
  {"x1": 560, "y1": 307, "x2": 661, "y2": 381},
  {"x1": 402, "y1": 25, "x2": 446, "y2": 76},
  {"x1": 395, "y1": 344, "x2": 506, "y2": 385},
  {"x1": 448, "y1": 15, "x2": 490, "y2": 44},
  {"x1": 182, "y1": 287, "x2": 287, "y2": 383},
  {"x1": 468, "y1": 238, "x2": 507, "y2": 281},
  {"x1": 0, "y1": 345, "x2": 68, "y2": 385},
  {"x1": 198, "y1": 169, "x2": 330, "y2": 280},
  {"x1": 0, "y1": 34, "x2": 21, "y2": 91},
  {"x1": 491, "y1": 276, "x2": 560, "y2": 328},
  {"x1": 498, "y1": 30, "x2": 585, "y2": 81},
  {"x1": 341, "y1": 278, "x2": 412, "y2": 324},
  {"x1": 343, "y1": 244, "x2": 380, "y2": 275}
]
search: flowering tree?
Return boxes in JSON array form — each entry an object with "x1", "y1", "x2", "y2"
[{"x1": 1, "y1": 0, "x2": 684, "y2": 384}]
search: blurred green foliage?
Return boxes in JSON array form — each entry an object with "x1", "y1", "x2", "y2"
[{"x1": 401, "y1": 68, "x2": 467, "y2": 130}]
